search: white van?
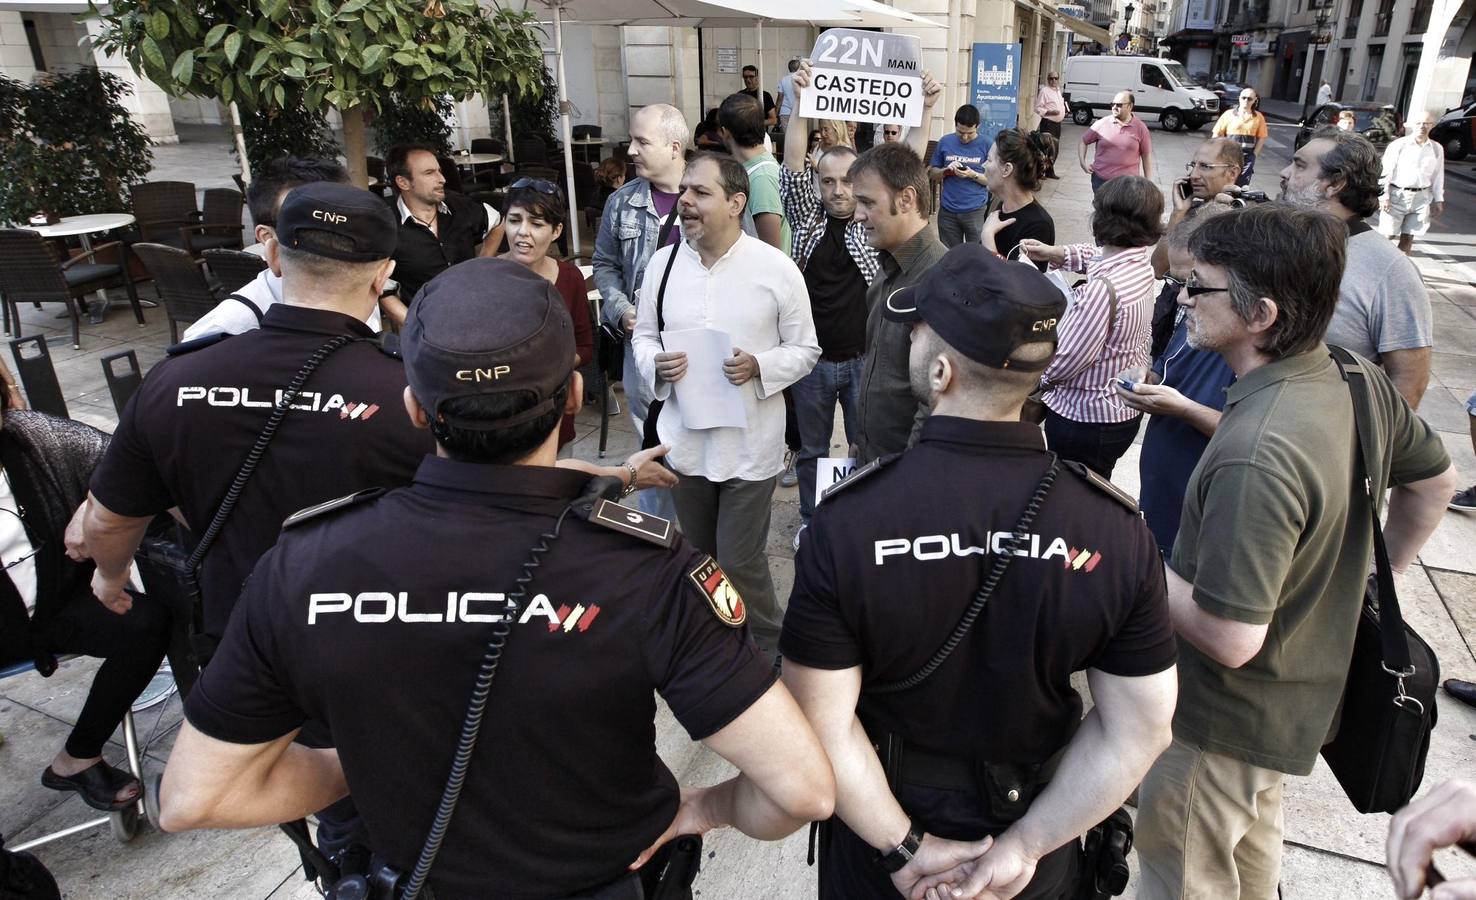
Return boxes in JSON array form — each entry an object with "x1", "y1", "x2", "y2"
[{"x1": 1062, "y1": 56, "x2": 1220, "y2": 132}]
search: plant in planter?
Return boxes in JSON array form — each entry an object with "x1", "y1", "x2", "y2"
[
  {"x1": 237, "y1": 100, "x2": 341, "y2": 177},
  {"x1": 0, "y1": 69, "x2": 152, "y2": 224},
  {"x1": 88, "y1": 0, "x2": 545, "y2": 188},
  {"x1": 492, "y1": 64, "x2": 559, "y2": 152},
  {"x1": 373, "y1": 91, "x2": 453, "y2": 156}
]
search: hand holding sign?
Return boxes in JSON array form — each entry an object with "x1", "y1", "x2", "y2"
[{"x1": 799, "y1": 29, "x2": 924, "y2": 127}]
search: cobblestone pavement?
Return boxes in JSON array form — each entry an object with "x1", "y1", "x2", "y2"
[{"x1": 2, "y1": 118, "x2": 1472, "y2": 899}]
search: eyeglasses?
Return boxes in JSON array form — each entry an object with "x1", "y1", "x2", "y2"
[
  {"x1": 1184, "y1": 162, "x2": 1233, "y2": 173},
  {"x1": 1183, "y1": 278, "x2": 1229, "y2": 297},
  {"x1": 1110, "y1": 102, "x2": 1126, "y2": 108},
  {"x1": 1162, "y1": 274, "x2": 1186, "y2": 291},
  {"x1": 1239, "y1": 94, "x2": 1255, "y2": 100},
  {"x1": 509, "y1": 177, "x2": 563, "y2": 198}
]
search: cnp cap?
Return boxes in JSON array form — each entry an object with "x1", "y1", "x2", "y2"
[
  {"x1": 402, "y1": 258, "x2": 575, "y2": 431},
  {"x1": 883, "y1": 243, "x2": 1066, "y2": 372},
  {"x1": 275, "y1": 181, "x2": 397, "y2": 262}
]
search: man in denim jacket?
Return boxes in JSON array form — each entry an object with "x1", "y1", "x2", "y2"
[{"x1": 594, "y1": 103, "x2": 689, "y2": 519}]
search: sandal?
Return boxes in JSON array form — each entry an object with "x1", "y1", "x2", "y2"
[{"x1": 41, "y1": 760, "x2": 141, "y2": 812}]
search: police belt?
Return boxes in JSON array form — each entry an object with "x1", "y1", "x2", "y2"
[{"x1": 867, "y1": 722, "x2": 1071, "y2": 821}]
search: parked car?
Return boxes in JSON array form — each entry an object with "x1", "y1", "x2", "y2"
[
  {"x1": 1432, "y1": 100, "x2": 1475, "y2": 160},
  {"x1": 1063, "y1": 55, "x2": 1221, "y2": 132},
  {"x1": 1294, "y1": 102, "x2": 1403, "y2": 150}
]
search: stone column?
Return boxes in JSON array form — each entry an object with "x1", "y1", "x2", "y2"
[
  {"x1": 0, "y1": 11, "x2": 38, "y2": 80},
  {"x1": 1406, "y1": 0, "x2": 1475, "y2": 116}
]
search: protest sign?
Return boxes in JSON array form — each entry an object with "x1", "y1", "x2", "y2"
[
  {"x1": 815, "y1": 456, "x2": 857, "y2": 507},
  {"x1": 799, "y1": 29, "x2": 923, "y2": 127}
]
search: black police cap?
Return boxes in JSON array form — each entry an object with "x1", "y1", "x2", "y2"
[
  {"x1": 276, "y1": 181, "x2": 398, "y2": 262},
  {"x1": 402, "y1": 258, "x2": 575, "y2": 431},
  {"x1": 884, "y1": 243, "x2": 1066, "y2": 373}
]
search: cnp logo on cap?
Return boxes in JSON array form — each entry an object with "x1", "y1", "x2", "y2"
[
  {"x1": 276, "y1": 181, "x2": 398, "y2": 263},
  {"x1": 455, "y1": 366, "x2": 512, "y2": 382}
]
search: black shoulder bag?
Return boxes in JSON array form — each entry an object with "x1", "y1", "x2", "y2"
[
  {"x1": 1319, "y1": 345, "x2": 1440, "y2": 815},
  {"x1": 640, "y1": 224, "x2": 683, "y2": 451}
]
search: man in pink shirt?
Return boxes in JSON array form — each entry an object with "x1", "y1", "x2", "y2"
[{"x1": 1079, "y1": 91, "x2": 1156, "y2": 192}]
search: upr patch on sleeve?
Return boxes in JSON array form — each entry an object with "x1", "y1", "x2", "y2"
[{"x1": 687, "y1": 556, "x2": 746, "y2": 627}]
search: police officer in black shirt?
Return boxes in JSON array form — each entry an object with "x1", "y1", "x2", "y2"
[
  {"x1": 82, "y1": 181, "x2": 429, "y2": 640},
  {"x1": 155, "y1": 258, "x2": 835, "y2": 900},
  {"x1": 780, "y1": 243, "x2": 1179, "y2": 900}
]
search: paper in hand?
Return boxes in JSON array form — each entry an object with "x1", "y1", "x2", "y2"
[{"x1": 661, "y1": 327, "x2": 747, "y2": 430}]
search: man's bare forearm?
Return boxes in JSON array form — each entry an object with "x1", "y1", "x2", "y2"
[
  {"x1": 82, "y1": 492, "x2": 153, "y2": 578},
  {"x1": 824, "y1": 716, "x2": 912, "y2": 849},
  {"x1": 1383, "y1": 466, "x2": 1458, "y2": 574},
  {"x1": 160, "y1": 725, "x2": 348, "y2": 832}
]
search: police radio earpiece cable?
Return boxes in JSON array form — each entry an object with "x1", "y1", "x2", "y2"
[
  {"x1": 869, "y1": 453, "x2": 1061, "y2": 694},
  {"x1": 398, "y1": 484, "x2": 603, "y2": 900},
  {"x1": 181, "y1": 335, "x2": 359, "y2": 663}
]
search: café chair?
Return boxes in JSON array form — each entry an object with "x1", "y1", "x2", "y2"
[
  {"x1": 101, "y1": 349, "x2": 143, "y2": 416},
  {"x1": 202, "y1": 248, "x2": 268, "y2": 294},
  {"x1": 8, "y1": 335, "x2": 68, "y2": 419},
  {"x1": 131, "y1": 243, "x2": 222, "y2": 343},
  {"x1": 0, "y1": 229, "x2": 146, "y2": 349}
]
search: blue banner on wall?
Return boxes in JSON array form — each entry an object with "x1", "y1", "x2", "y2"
[{"x1": 969, "y1": 43, "x2": 1022, "y2": 145}]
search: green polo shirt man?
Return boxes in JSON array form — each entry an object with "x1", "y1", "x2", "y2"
[{"x1": 1132, "y1": 205, "x2": 1455, "y2": 900}]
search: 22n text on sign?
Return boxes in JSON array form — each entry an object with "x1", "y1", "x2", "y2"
[{"x1": 799, "y1": 29, "x2": 923, "y2": 127}]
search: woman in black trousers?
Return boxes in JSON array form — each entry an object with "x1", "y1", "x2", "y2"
[{"x1": 0, "y1": 395, "x2": 172, "y2": 812}]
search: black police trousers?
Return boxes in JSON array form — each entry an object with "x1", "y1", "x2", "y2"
[{"x1": 817, "y1": 784, "x2": 1079, "y2": 900}]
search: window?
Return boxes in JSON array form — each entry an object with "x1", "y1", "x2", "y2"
[
  {"x1": 1345, "y1": 0, "x2": 1363, "y2": 36},
  {"x1": 1373, "y1": 0, "x2": 1395, "y2": 36},
  {"x1": 1141, "y1": 65, "x2": 1170, "y2": 88},
  {"x1": 1408, "y1": 0, "x2": 1432, "y2": 33}
]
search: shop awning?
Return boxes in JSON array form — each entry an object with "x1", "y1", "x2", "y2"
[{"x1": 1016, "y1": 0, "x2": 1113, "y2": 44}]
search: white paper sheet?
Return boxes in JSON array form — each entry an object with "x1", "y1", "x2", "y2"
[
  {"x1": 815, "y1": 457, "x2": 858, "y2": 506},
  {"x1": 661, "y1": 327, "x2": 747, "y2": 430}
]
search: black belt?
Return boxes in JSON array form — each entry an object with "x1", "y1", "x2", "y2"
[
  {"x1": 1391, "y1": 185, "x2": 1428, "y2": 191},
  {"x1": 820, "y1": 349, "x2": 863, "y2": 363},
  {"x1": 889, "y1": 741, "x2": 1065, "y2": 792}
]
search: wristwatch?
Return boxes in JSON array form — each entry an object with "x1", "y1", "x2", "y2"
[{"x1": 873, "y1": 823, "x2": 923, "y2": 873}]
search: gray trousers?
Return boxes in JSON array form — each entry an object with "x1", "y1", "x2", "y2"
[
  {"x1": 937, "y1": 206, "x2": 988, "y2": 248},
  {"x1": 671, "y1": 473, "x2": 781, "y2": 653}
]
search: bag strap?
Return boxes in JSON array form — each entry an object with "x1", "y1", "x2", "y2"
[
  {"x1": 653, "y1": 207, "x2": 682, "y2": 337},
  {"x1": 1328, "y1": 345, "x2": 1413, "y2": 675},
  {"x1": 184, "y1": 335, "x2": 358, "y2": 647},
  {"x1": 869, "y1": 454, "x2": 1061, "y2": 694},
  {"x1": 1101, "y1": 276, "x2": 1120, "y2": 348},
  {"x1": 228, "y1": 293, "x2": 264, "y2": 325},
  {"x1": 655, "y1": 202, "x2": 679, "y2": 249}
]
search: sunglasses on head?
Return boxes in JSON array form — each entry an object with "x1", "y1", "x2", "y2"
[{"x1": 510, "y1": 177, "x2": 563, "y2": 198}]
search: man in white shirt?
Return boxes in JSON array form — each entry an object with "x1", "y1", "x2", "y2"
[
  {"x1": 1316, "y1": 79, "x2": 1333, "y2": 107},
  {"x1": 183, "y1": 157, "x2": 388, "y2": 341},
  {"x1": 1379, "y1": 110, "x2": 1445, "y2": 254},
  {"x1": 632, "y1": 151, "x2": 820, "y2": 654}
]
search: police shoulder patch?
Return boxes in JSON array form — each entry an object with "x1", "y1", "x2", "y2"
[
  {"x1": 1061, "y1": 460, "x2": 1139, "y2": 515},
  {"x1": 687, "y1": 556, "x2": 746, "y2": 627},
  {"x1": 588, "y1": 499, "x2": 676, "y2": 548},
  {"x1": 282, "y1": 488, "x2": 387, "y2": 530},
  {"x1": 819, "y1": 452, "x2": 901, "y2": 504}
]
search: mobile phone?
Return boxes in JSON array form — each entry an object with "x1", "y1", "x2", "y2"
[
  {"x1": 1176, "y1": 180, "x2": 1192, "y2": 201},
  {"x1": 1116, "y1": 376, "x2": 1137, "y2": 391}
]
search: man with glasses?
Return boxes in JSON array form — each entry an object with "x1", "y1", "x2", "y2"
[
  {"x1": 1151, "y1": 137, "x2": 1242, "y2": 278},
  {"x1": 1079, "y1": 92, "x2": 1155, "y2": 192},
  {"x1": 880, "y1": 123, "x2": 904, "y2": 143},
  {"x1": 1033, "y1": 71, "x2": 1065, "y2": 179},
  {"x1": 1117, "y1": 205, "x2": 1235, "y2": 554},
  {"x1": 1133, "y1": 204, "x2": 1456, "y2": 900},
  {"x1": 1211, "y1": 88, "x2": 1267, "y2": 186},
  {"x1": 740, "y1": 64, "x2": 778, "y2": 127},
  {"x1": 1379, "y1": 110, "x2": 1445, "y2": 255}
]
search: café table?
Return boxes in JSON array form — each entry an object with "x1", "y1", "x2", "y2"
[{"x1": 20, "y1": 212, "x2": 148, "y2": 327}]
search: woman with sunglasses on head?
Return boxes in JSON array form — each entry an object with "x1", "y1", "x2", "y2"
[
  {"x1": 1033, "y1": 71, "x2": 1065, "y2": 179},
  {"x1": 502, "y1": 179, "x2": 594, "y2": 450},
  {"x1": 1211, "y1": 87, "x2": 1267, "y2": 186},
  {"x1": 980, "y1": 128, "x2": 1057, "y2": 271}
]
